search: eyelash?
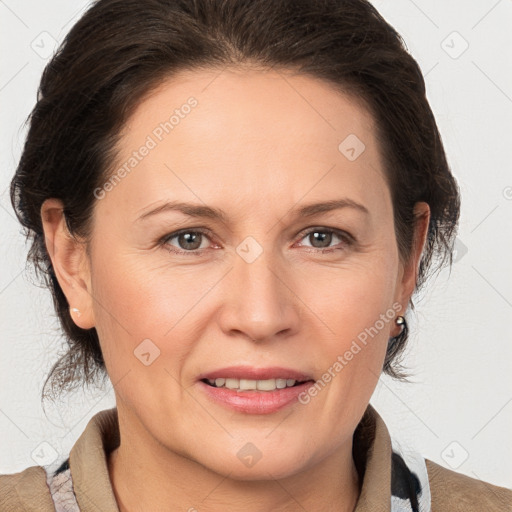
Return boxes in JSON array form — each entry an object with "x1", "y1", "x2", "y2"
[{"x1": 159, "y1": 226, "x2": 354, "y2": 256}]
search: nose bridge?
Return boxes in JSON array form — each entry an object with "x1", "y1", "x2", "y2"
[{"x1": 220, "y1": 235, "x2": 299, "y2": 341}]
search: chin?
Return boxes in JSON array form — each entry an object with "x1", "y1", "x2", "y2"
[
  {"x1": 192, "y1": 442, "x2": 317, "y2": 482},
  {"x1": 221, "y1": 458, "x2": 309, "y2": 482}
]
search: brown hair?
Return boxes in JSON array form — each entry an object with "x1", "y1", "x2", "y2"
[{"x1": 10, "y1": 0, "x2": 460, "y2": 398}]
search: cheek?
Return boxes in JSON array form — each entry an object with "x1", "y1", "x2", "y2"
[
  {"x1": 303, "y1": 250, "x2": 398, "y2": 347},
  {"x1": 89, "y1": 252, "x2": 209, "y2": 380},
  {"x1": 297, "y1": 278, "x2": 394, "y2": 432},
  {"x1": 298, "y1": 245, "x2": 399, "y2": 401}
]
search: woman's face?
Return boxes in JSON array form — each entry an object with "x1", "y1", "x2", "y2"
[{"x1": 59, "y1": 67, "x2": 426, "y2": 479}]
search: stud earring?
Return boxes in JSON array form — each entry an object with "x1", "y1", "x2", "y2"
[
  {"x1": 394, "y1": 315, "x2": 406, "y2": 338},
  {"x1": 71, "y1": 307, "x2": 82, "y2": 317}
]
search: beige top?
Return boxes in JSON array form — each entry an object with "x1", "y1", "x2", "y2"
[{"x1": 1, "y1": 404, "x2": 511, "y2": 511}]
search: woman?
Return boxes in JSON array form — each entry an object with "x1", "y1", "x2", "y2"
[{"x1": 1, "y1": 0, "x2": 510, "y2": 510}]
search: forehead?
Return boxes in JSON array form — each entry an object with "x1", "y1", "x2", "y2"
[
  {"x1": 96, "y1": 66, "x2": 387, "y2": 222},
  {"x1": 123, "y1": 66, "x2": 377, "y2": 149}
]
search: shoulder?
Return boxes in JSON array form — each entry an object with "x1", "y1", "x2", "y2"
[
  {"x1": 0, "y1": 408, "x2": 118, "y2": 512},
  {"x1": 0, "y1": 465, "x2": 56, "y2": 511},
  {"x1": 426, "y1": 459, "x2": 512, "y2": 511}
]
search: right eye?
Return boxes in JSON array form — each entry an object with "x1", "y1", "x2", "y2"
[{"x1": 159, "y1": 228, "x2": 217, "y2": 255}]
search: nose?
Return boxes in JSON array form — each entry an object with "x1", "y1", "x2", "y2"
[{"x1": 216, "y1": 244, "x2": 301, "y2": 344}]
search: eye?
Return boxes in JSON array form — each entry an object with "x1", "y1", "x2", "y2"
[
  {"x1": 295, "y1": 227, "x2": 353, "y2": 253},
  {"x1": 161, "y1": 229, "x2": 215, "y2": 255}
]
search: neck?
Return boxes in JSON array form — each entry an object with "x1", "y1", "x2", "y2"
[{"x1": 108, "y1": 412, "x2": 361, "y2": 512}]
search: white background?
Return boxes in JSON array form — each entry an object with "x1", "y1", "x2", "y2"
[{"x1": 1, "y1": 0, "x2": 511, "y2": 489}]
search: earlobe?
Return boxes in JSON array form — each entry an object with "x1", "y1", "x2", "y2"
[{"x1": 40, "y1": 198, "x2": 95, "y2": 329}]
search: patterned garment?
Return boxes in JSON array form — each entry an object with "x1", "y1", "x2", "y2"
[
  {"x1": 390, "y1": 436, "x2": 431, "y2": 512},
  {"x1": 45, "y1": 443, "x2": 431, "y2": 512},
  {"x1": 45, "y1": 460, "x2": 79, "y2": 512}
]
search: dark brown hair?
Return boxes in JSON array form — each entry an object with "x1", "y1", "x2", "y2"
[{"x1": 10, "y1": 0, "x2": 460, "y2": 398}]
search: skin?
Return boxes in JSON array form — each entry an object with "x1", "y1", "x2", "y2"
[{"x1": 41, "y1": 66, "x2": 429, "y2": 512}]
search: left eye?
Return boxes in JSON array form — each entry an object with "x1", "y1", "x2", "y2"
[{"x1": 297, "y1": 228, "x2": 350, "y2": 251}]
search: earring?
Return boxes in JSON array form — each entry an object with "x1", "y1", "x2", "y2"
[
  {"x1": 71, "y1": 307, "x2": 82, "y2": 317},
  {"x1": 394, "y1": 315, "x2": 406, "y2": 338}
]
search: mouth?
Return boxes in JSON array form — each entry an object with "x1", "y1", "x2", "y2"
[{"x1": 196, "y1": 366, "x2": 316, "y2": 414}]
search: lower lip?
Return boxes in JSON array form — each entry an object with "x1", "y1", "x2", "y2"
[{"x1": 198, "y1": 380, "x2": 315, "y2": 414}]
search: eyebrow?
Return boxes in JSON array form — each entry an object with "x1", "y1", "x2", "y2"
[{"x1": 136, "y1": 198, "x2": 369, "y2": 223}]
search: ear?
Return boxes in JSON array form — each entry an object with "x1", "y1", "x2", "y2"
[
  {"x1": 40, "y1": 198, "x2": 95, "y2": 329},
  {"x1": 394, "y1": 201, "x2": 430, "y2": 316}
]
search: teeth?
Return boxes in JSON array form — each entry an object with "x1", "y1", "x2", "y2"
[
  {"x1": 205, "y1": 377, "x2": 301, "y2": 391},
  {"x1": 239, "y1": 379, "x2": 257, "y2": 390},
  {"x1": 225, "y1": 378, "x2": 238, "y2": 389},
  {"x1": 276, "y1": 379, "x2": 287, "y2": 389},
  {"x1": 257, "y1": 379, "x2": 278, "y2": 391}
]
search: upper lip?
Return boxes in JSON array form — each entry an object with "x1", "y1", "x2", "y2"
[{"x1": 198, "y1": 366, "x2": 314, "y2": 382}]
